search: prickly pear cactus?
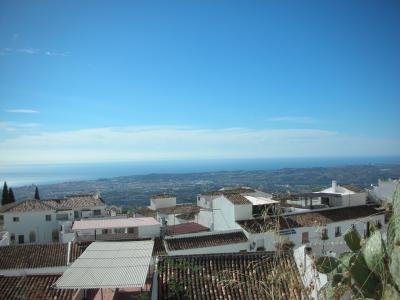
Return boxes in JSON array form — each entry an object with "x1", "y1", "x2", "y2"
[
  {"x1": 388, "y1": 184, "x2": 400, "y2": 294},
  {"x1": 317, "y1": 183, "x2": 400, "y2": 300}
]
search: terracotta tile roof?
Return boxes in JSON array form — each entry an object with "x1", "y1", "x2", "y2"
[
  {"x1": 166, "y1": 223, "x2": 209, "y2": 236},
  {"x1": 135, "y1": 207, "x2": 156, "y2": 218},
  {"x1": 157, "y1": 204, "x2": 200, "y2": 215},
  {"x1": 342, "y1": 184, "x2": 364, "y2": 193},
  {"x1": 165, "y1": 231, "x2": 248, "y2": 251},
  {"x1": 0, "y1": 243, "x2": 87, "y2": 269},
  {"x1": 153, "y1": 237, "x2": 167, "y2": 256},
  {"x1": 1, "y1": 200, "x2": 54, "y2": 213},
  {"x1": 239, "y1": 205, "x2": 384, "y2": 233},
  {"x1": 225, "y1": 193, "x2": 252, "y2": 205},
  {"x1": 69, "y1": 242, "x2": 90, "y2": 263},
  {"x1": 0, "y1": 193, "x2": 104, "y2": 213},
  {"x1": 0, "y1": 275, "x2": 75, "y2": 300},
  {"x1": 157, "y1": 252, "x2": 308, "y2": 300},
  {"x1": 151, "y1": 193, "x2": 176, "y2": 199},
  {"x1": 201, "y1": 187, "x2": 256, "y2": 196},
  {"x1": 44, "y1": 193, "x2": 105, "y2": 210},
  {"x1": 175, "y1": 211, "x2": 197, "y2": 220}
]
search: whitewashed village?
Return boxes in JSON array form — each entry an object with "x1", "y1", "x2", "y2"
[{"x1": 0, "y1": 178, "x2": 398, "y2": 299}]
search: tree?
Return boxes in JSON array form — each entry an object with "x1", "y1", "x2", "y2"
[
  {"x1": 8, "y1": 188, "x2": 16, "y2": 203},
  {"x1": 34, "y1": 186, "x2": 40, "y2": 200},
  {"x1": 1, "y1": 181, "x2": 10, "y2": 205}
]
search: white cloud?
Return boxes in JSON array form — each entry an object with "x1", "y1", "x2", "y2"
[
  {"x1": 0, "y1": 125, "x2": 398, "y2": 165},
  {"x1": 268, "y1": 116, "x2": 316, "y2": 124},
  {"x1": 17, "y1": 48, "x2": 40, "y2": 54},
  {"x1": 45, "y1": 51, "x2": 69, "y2": 57},
  {"x1": 2, "y1": 48, "x2": 69, "y2": 57},
  {"x1": 5, "y1": 109, "x2": 39, "y2": 114},
  {"x1": 0, "y1": 122, "x2": 41, "y2": 132}
]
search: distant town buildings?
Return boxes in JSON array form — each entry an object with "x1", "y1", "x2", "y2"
[{"x1": 0, "y1": 178, "x2": 397, "y2": 299}]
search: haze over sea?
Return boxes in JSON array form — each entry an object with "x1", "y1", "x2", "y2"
[{"x1": 1, "y1": 157, "x2": 400, "y2": 187}]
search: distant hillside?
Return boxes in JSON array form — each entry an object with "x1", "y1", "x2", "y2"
[{"x1": 6, "y1": 164, "x2": 400, "y2": 208}]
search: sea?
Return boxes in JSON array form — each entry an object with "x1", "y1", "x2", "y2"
[{"x1": 1, "y1": 156, "x2": 400, "y2": 187}]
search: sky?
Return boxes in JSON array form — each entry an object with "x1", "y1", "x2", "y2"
[{"x1": 0, "y1": 1, "x2": 399, "y2": 165}]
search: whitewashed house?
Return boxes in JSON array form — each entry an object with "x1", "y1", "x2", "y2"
[
  {"x1": 0, "y1": 193, "x2": 106, "y2": 244},
  {"x1": 163, "y1": 230, "x2": 249, "y2": 256},
  {"x1": 135, "y1": 193, "x2": 200, "y2": 227},
  {"x1": 71, "y1": 217, "x2": 160, "y2": 241},
  {"x1": 197, "y1": 187, "x2": 279, "y2": 231},
  {"x1": 238, "y1": 205, "x2": 385, "y2": 255}
]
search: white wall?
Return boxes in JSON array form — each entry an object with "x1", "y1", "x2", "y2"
[
  {"x1": 150, "y1": 197, "x2": 176, "y2": 210},
  {"x1": 213, "y1": 197, "x2": 236, "y2": 231},
  {"x1": 3, "y1": 210, "x2": 60, "y2": 244},
  {"x1": 243, "y1": 213, "x2": 385, "y2": 256},
  {"x1": 234, "y1": 204, "x2": 252, "y2": 221},
  {"x1": 0, "y1": 231, "x2": 10, "y2": 246},
  {"x1": 339, "y1": 193, "x2": 367, "y2": 207},
  {"x1": 138, "y1": 224, "x2": 161, "y2": 238}
]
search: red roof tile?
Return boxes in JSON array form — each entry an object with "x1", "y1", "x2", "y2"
[
  {"x1": 0, "y1": 275, "x2": 75, "y2": 300},
  {"x1": 158, "y1": 252, "x2": 308, "y2": 300},
  {"x1": 165, "y1": 231, "x2": 248, "y2": 251},
  {"x1": 166, "y1": 222, "x2": 209, "y2": 236}
]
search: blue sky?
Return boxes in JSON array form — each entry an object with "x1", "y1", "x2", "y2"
[{"x1": 0, "y1": 1, "x2": 399, "y2": 164}]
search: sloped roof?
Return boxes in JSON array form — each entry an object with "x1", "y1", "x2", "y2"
[
  {"x1": 224, "y1": 193, "x2": 252, "y2": 205},
  {"x1": 44, "y1": 193, "x2": 105, "y2": 209},
  {"x1": 0, "y1": 193, "x2": 105, "y2": 213},
  {"x1": 238, "y1": 205, "x2": 384, "y2": 233},
  {"x1": 0, "y1": 275, "x2": 75, "y2": 300},
  {"x1": 167, "y1": 222, "x2": 209, "y2": 236},
  {"x1": 0, "y1": 243, "x2": 86, "y2": 270},
  {"x1": 158, "y1": 252, "x2": 309, "y2": 300},
  {"x1": 165, "y1": 231, "x2": 248, "y2": 251},
  {"x1": 0, "y1": 200, "x2": 54, "y2": 213},
  {"x1": 54, "y1": 240, "x2": 154, "y2": 289},
  {"x1": 153, "y1": 237, "x2": 167, "y2": 256},
  {"x1": 157, "y1": 204, "x2": 200, "y2": 215},
  {"x1": 201, "y1": 187, "x2": 256, "y2": 196},
  {"x1": 151, "y1": 194, "x2": 176, "y2": 199},
  {"x1": 341, "y1": 184, "x2": 364, "y2": 193}
]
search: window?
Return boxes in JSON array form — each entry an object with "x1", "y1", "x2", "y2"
[
  {"x1": 102, "y1": 229, "x2": 110, "y2": 234},
  {"x1": 45, "y1": 215, "x2": 51, "y2": 221},
  {"x1": 13, "y1": 217, "x2": 19, "y2": 222},
  {"x1": 56, "y1": 213, "x2": 68, "y2": 221},
  {"x1": 29, "y1": 231, "x2": 36, "y2": 243},
  {"x1": 52, "y1": 230, "x2": 59, "y2": 243},
  {"x1": 74, "y1": 210, "x2": 80, "y2": 219},
  {"x1": 114, "y1": 228, "x2": 125, "y2": 234},
  {"x1": 93, "y1": 209, "x2": 101, "y2": 216},
  {"x1": 321, "y1": 228, "x2": 328, "y2": 240},
  {"x1": 302, "y1": 232, "x2": 309, "y2": 244},
  {"x1": 335, "y1": 226, "x2": 341, "y2": 237},
  {"x1": 10, "y1": 233, "x2": 15, "y2": 244},
  {"x1": 18, "y1": 235, "x2": 24, "y2": 244}
]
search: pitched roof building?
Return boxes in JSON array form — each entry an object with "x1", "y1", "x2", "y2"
[
  {"x1": 157, "y1": 252, "x2": 309, "y2": 300},
  {"x1": 164, "y1": 231, "x2": 248, "y2": 254},
  {"x1": 0, "y1": 242, "x2": 87, "y2": 271},
  {"x1": 0, "y1": 275, "x2": 75, "y2": 300}
]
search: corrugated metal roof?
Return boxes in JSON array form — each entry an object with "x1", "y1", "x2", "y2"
[{"x1": 54, "y1": 240, "x2": 154, "y2": 289}]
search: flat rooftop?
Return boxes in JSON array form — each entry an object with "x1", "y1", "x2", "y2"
[{"x1": 72, "y1": 217, "x2": 160, "y2": 230}]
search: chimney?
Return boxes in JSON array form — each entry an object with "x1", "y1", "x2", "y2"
[{"x1": 332, "y1": 180, "x2": 337, "y2": 192}]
